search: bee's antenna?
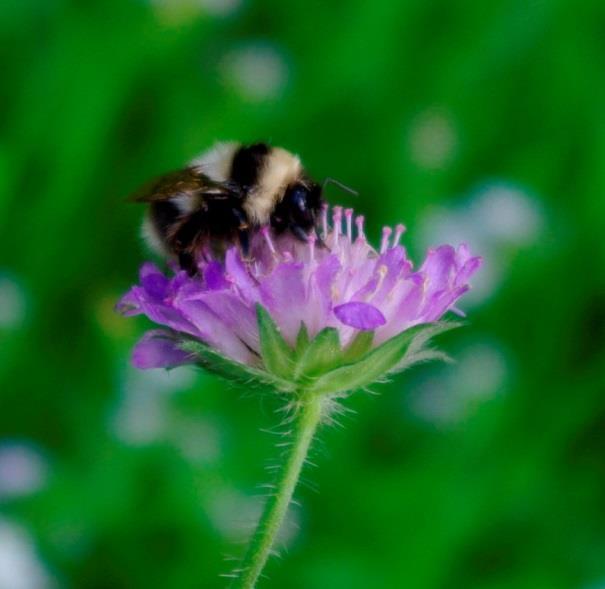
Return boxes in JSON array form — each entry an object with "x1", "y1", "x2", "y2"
[{"x1": 322, "y1": 177, "x2": 359, "y2": 197}]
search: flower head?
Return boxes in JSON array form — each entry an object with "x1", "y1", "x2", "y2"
[{"x1": 118, "y1": 206, "x2": 481, "y2": 395}]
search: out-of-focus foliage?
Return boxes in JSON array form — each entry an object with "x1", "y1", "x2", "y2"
[{"x1": 1, "y1": 1, "x2": 604, "y2": 587}]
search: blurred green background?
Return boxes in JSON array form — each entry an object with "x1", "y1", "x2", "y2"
[{"x1": 1, "y1": 0, "x2": 605, "y2": 587}]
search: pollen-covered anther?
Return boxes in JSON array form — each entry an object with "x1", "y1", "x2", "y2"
[{"x1": 380, "y1": 226, "x2": 393, "y2": 254}]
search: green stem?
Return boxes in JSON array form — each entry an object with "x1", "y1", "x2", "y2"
[{"x1": 231, "y1": 395, "x2": 323, "y2": 589}]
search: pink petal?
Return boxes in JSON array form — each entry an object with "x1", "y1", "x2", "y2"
[
  {"x1": 203, "y1": 261, "x2": 230, "y2": 290},
  {"x1": 174, "y1": 299, "x2": 255, "y2": 364},
  {"x1": 334, "y1": 302, "x2": 386, "y2": 331},
  {"x1": 260, "y1": 263, "x2": 307, "y2": 344},
  {"x1": 132, "y1": 330, "x2": 193, "y2": 369}
]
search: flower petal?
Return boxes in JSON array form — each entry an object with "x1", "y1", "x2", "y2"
[
  {"x1": 456, "y1": 255, "x2": 483, "y2": 286},
  {"x1": 132, "y1": 330, "x2": 193, "y2": 369},
  {"x1": 421, "y1": 245, "x2": 456, "y2": 293},
  {"x1": 192, "y1": 290, "x2": 259, "y2": 353},
  {"x1": 139, "y1": 262, "x2": 169, "y2": 300},
  {"x1": 260, "y1": 263, "x2": 307, "y2": 344},
  {"x1": 306, "y1": 254, "x2": 342, "y2": 335},
  {"x1": 334, "y1": 302, "x2": 386, "y2": 330},
  {"x1": 174, "y1": 299, "x2": 256, "y2": 364},
  {"x1": 115, "y1": 287, "x2": 143, "y2": 316},
  {"x1": 225, "y1": 248, "x2": 259, "y2": 303},
  {"x1": 203, "y1": 261, "x2": 230, "y2": 290}
]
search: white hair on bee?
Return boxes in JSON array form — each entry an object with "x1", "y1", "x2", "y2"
[
  {"x1": 244, "y1": 147, "x2": 302, "y2": 224},
  {"x1": 141, "y1": 213, "x2": 169, "y2": 257},
  {"x1": 190, "y1": 141, "x2": 239, "y2": 182}
]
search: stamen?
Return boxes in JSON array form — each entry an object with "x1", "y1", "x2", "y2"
[
  {"x1": 308, "y1": 232, "x2": 316, "y2": 261},
  {"x1": 393, "y1": 223, "x2": 406, "y2": 246},
  {"x1": 283, "y1": 251, "x2": 293, "y2": 262},
  {"x1": 375, "y1": 264, "x2": 388, "y2": 293},
  {"x1": 380, "y1": 226, "x2": 392, "y2": 254},
  {"x1": 345, "y1": 208, "x2": 353, "y2": 241},
  {"x1": 321, "y1": 203, "x2": 329, "y2": 238},
  {"x1": 355, "y1": 215, "x2": 366, "y2": 242},
  {"x1": 332, "y1": 206, "x2": 343, "y2": 247},
  {"x1": 261, "y1": 226, "x2": 276, "y2": 255}
]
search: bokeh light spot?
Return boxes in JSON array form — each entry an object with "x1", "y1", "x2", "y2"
[
  {"x1": 0, "y1": 441, "x2": 48, "y2": 500},
  {"x1": 220, "y1": 43, "x2": 288, "y2": 102},
  {"x1": 0, "y1": 520, "x2": 53, "y2": 589},
  {"x1": 408, "y1": 108, "x2": 458, "y2": 170}
]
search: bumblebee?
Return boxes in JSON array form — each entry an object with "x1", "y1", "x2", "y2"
[{"x1": 134, "y1": 141, "x2": 324, "y2": 274}]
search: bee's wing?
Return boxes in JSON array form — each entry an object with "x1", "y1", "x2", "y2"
[{"x1": 130, "y1": 167, "x2": 240, "y2": 203}]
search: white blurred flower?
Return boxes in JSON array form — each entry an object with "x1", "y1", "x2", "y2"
[
  {"x1": 114, "y1": 364, "x2": 224, "y2": 465},
  {"x1": 207, "y1": 488, "x2": 263, "y2": 542},
  {"x1": 409, "y1": 340, "x2": 509, "y2": 426},
  {"x1": 221, "y1": 43, "x2": 288, "y2": 102},
  {"x1": 207, "y1": 486, "x2": 300, "y2": 547},
  {"x1": 470, "y1": 183, "x2": 544, "y2": 247},
  {"x1": 416, "y1": 181, "x2": 545, "y2": 304},
  {"x1": 113, "y1": 364, "x2": 196, "y2": 445},
  {"x1": 171, "y1": 416, "x2": 222, "y2": 466},
  {"x1": 0, "y1": 442, "x2": 48, "y2": 500},
  {"x1": 0, "y1": 520, "x2": 54, "y2": 589},
  {"x1": 408, "y1": 108, "x2": 457, "y2": 170}
]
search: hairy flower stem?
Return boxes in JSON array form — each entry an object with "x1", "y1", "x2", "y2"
[{"x1": 231, "y1": 395, "x2": 324, "y2": 589}]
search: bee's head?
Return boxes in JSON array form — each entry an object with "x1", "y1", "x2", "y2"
[{"x1": 271, "y1": 181, "x2": 324, "y2": 240}]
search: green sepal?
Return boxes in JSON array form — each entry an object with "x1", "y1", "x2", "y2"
[
  {"x1": 294, "y1": 322, "x2": 310, "y2": 358},
  {"x1": 179, "y1": 339, "x2": 296, "y2": 393},
  {"x1": 294, "y1": 327, "x2": 341, "y2": 380},
  {"x1": 256, "y1": 304, "x2": 295, "y2": 379},
  {"x1": 180, "y1": 307, "x2": 460, "y2": 399},
  {"x1": 341, "y1": 330, "x2": 374, "y2": 364},
  {"x1": 306, "y1": 322, "x2": 461, "y2": 396}
]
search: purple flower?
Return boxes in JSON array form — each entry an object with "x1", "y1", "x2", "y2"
[{"x1": 117, "y1": 206, "x2": 481, "y2": 391}]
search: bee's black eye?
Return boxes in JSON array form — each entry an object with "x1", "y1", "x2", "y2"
[
  {"x1": 290, "y1": 186, "x2": 308, "y2": 211},
  {"x1": 271, "y1": 182, "x2": 323, "y2": 234}
]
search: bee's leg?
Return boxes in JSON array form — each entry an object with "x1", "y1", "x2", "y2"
[
  {"x1": 315, "y1": 232, "x2": 328, "y2": 249},
  {"x1": 231, "y1": 207, "x2": 250, "y2": 258},
  {"x1": 171, "y1": 210, "x2": 206, "y2": 272},
  {"x1": 238, "y1": 228, "x2": 250, "y2": 258}
]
